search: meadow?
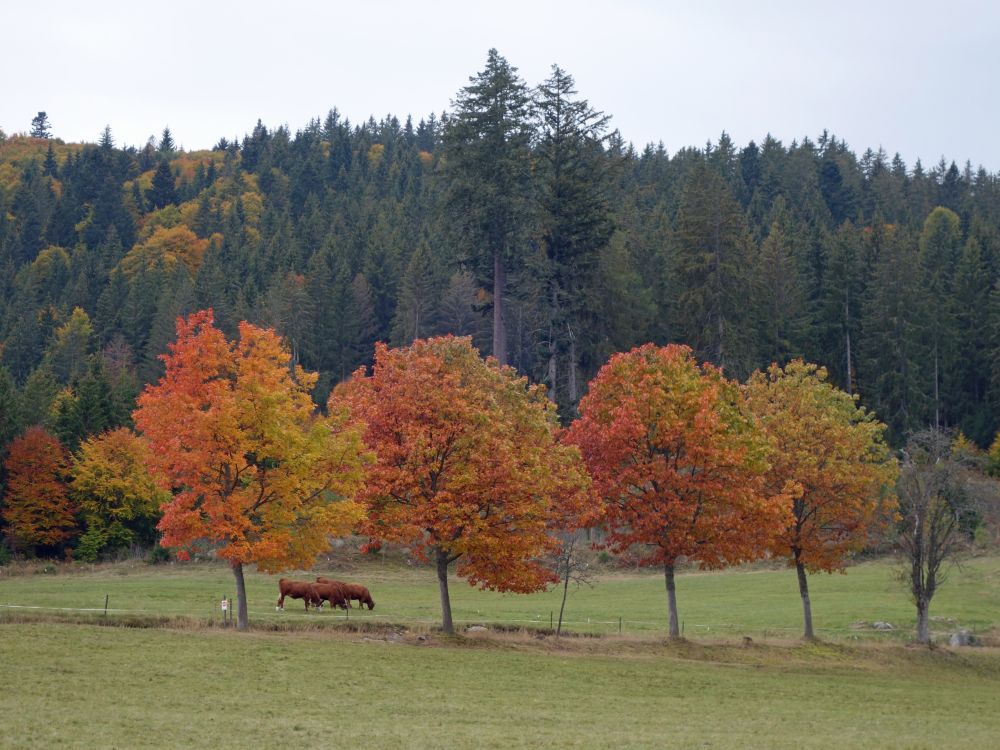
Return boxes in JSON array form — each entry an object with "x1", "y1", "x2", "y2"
[
  {"x1": 2, "y1": 553, "x2": 998, "y2": 639},
  {"x1": 2, "y1": 555, "x2": 999, "y2": 749}
]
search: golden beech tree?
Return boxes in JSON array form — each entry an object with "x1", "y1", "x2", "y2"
[
  {"x1": 2, "y1": 426, "x2": 76, "y2": 553},
  {"x1": 133, "y1": 310, "x2": 367, "y2": 631},
  {"x1": 564, "y1": 343, "x2": 787, "y2": 638},
  {"x1": 333, "y1": 336, "x2": 593, "y2": 634},
  {"x1": 70, "y1": 428, "x2": 169, "y2": 561},
  {"x1": 744, "y1": 360, "x2": 898, "y2": 639}
]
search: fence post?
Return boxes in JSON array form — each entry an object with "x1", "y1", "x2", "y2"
[
  {"x1": 619, "y1": 616, "x2": 622, "y2": 635},
  {"x1": 103, "y1": 594, "x2": 108, "y2": 617},
  {"x1": 550, "y1": 611, "x2": 553, "y2": 630}
]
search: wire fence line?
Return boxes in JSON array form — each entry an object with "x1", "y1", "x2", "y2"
[{"x1": 0, "y1": 601, "x2": 901, "y2": 636}]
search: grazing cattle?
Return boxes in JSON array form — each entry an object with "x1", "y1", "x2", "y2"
[
  {"x1": 276, "y1": 578, "x2": 321, "y2": 612},
  {"x1": 312, "y1": 581, "x2": 349, "y2": 610},
  {"x1": 317, "y1": 577, "x2": 375, "y2": 610}
]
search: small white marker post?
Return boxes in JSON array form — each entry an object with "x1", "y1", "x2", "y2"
[{"x1": 221, "y1": 597, "x2": 229, "y2": 627}]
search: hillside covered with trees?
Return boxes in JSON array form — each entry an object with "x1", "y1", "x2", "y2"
[{"x1": 1, "y1": 48, "x2": 999, "y2": 471}]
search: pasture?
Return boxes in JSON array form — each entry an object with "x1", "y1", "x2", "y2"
[
  {"x1": 2, "y1": 556, "x2": 1000, "y2": 748},
  {"x1": 1, "y1": 554, "x2": 998, "y2": 639}
]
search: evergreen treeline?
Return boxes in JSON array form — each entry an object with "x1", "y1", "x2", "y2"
[{"x1": 1, "y1": 47, "x2": 999, "y2": 479}]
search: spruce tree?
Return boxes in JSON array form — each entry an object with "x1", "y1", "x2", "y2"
[
  {"x1": 533, "y1": 64, "x2": 614, "y2": 407},
  {"x1": 671, "y1": 160, "x2": 756, "y2": 376},
  {"x1": 442, "y1": 49, "x2": 533, "y2": 366},
  {"x1": 30, "y1": 112, "x2": 52, "y2": 139}
]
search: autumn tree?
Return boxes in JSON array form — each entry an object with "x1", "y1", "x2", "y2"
[
  {"x1": 2, "y1": 426, "x2": 75, "y2": 554},
  {"x1": 565, "y1": 344, "x2": 786, "y2": 637},
  {"x1": 334, "y1": 336, "x2": 592, "y2": 634},
  {"x1": 744, "y1": 360, "x2": 898, "y2": 639},
  {"x1": 70, "y1": 428, "x2": 169, "y2": 561},
  {"x1": 133, "y1": 310, "x2": 367, "y2": 630}
]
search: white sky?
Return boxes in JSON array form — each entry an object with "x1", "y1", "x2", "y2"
[{"x1": 3, "y1": 0, "x2": 998, "y2": 169}]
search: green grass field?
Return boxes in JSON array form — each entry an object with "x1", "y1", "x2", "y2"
[
  {"x1": 2, "y1": 556, "x2": 999, "y2": 748},
  {"x1": 1, "y1": 554, "x2": 998, "y2": 639},
  {"x1": 2, "y1": 621, "x2": 999, "y2": 749}
]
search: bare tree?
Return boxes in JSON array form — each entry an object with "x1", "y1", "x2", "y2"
[
  {"x1": 896, "y1": 430, "x2": 991, "y2": 644},
  {"x1": 552, "y1": 531, "x2": 595, "y2": 637}
]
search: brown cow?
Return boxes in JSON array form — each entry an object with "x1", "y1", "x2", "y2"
[
  {"x1": 317, "y1": 577, "x2": 375, "y2": 610},
  {"x1": 312, "y1": 581, "x2": 349, "y2": 610},
  {"x1": 276, "y1": 578, "x2": 321, "y2": 612}
]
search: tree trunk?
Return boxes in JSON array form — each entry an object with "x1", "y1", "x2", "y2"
[
  {"x1": 493, "y1": 251, "x2": 507, "y2": 366},
  {"x1": 567, "y1": 325, "x2": 578, "y2": 405},
  {"x1": 436, "y1": 548, "x2": 455, "y2": 635},
  {"x1": 557, "y1": 554, "x2": 571, "y2": 637},
  {"x1": 916, "y1": 599, "x2": 930, "y2": 644},
  {"x1": 933, "y1": 344, "x2": 940, "y2": 432},
  {"x1": 547, "y1": 332, "x2": 558, "y2": 404},
  {"x1": 795, "y1": 557, "x2": 814, "y2": 640},
  {"x1": 232, "y1": 561, "x2": 248, "y2": 631},
  {"x1": 664, "y1": 562, "x2": 680, "y2": 638},
  {"x1": 844, "y1": 295, "x2": 852, "y2": 396},
  {"x1": 547, "y1": 285, "x2": 559, "y2": 403}
]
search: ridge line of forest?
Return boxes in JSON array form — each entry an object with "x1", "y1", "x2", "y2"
[{"x1": 1, "y1": 51, "x2": 998, "y2": 462}]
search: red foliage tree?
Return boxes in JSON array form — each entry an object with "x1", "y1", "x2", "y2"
[
  {"x1": 2, "y1": 426, "x2": 76, "y2": 553},
  {"x1": 334, "y1": 336, "x2": 593, "y2": 634},
  {"x1": 565, "y1": 344, "x2": 788, "y2": 637}
]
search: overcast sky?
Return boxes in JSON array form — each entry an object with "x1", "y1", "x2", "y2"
[{"x1": 3, "y1": 0, "x2": 998, "y2": 169}]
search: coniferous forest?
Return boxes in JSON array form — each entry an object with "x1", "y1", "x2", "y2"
[{"x1": 1, "y1": 46, "x2": 999, "y2": 482}]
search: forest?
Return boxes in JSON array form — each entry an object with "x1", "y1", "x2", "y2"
[{"x1": 1, "y1": 49, "x2": 999, "y2": 562}]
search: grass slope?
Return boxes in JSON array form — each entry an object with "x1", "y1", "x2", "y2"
[{"x1": 2, "y1": 622, "x2": 999, "y2": 749}]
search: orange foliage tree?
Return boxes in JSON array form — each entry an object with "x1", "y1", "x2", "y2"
[
  {"x1": 744, "y1": 360, "x2": 897, "y2": 638},
  {"x1": 133, "y1": 310, "x2": 367, "y2": 630},
  {"x1": 334, "y1": 336, "x2": 593, "y2": 634},
  {"x1": 2, "y1": 426, "x2": 76, "y2": 554},
  {"x1": 565, "y1": 344, "x2": 787, "y2": 637}
]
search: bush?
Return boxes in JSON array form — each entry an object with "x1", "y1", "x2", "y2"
[
  {"x1": 76, "y1": 526, "x2": 108, "y2": 563},
  {"x1": 0, "y1": 541, "x2": 10, "y2": 566},
  {"x1": 147, "y1": 544, "x2": 171, "y2": 565}
]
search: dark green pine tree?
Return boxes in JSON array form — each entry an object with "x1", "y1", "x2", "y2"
[
  {"x1": 140, "y1": 268, "x2": 195, "y2": 384},
  {"x1": 43, "y1": 143, "x2": 59, "y2": 178},
  {"x1": 158, "y1": 127, "x2": 175, "y2": 155},
  {"x1": 859, "y1": 226, "x2": 929, "y2": 443},
  {"x1": 918, "y1": 206, "x2": 962, "y2": 430},
  {"x1": 442, "y1": 48, "x2": 534, "y2": 366},
  {"x1": 670, "y1": 160, "x2": 757, "y2": 377},
  {"x1": 390, "y1": 233, "x2": 447, "y2": 346},
  {"x1": 952, "y1": 238, "x2": 993, "y2": 443},
  {"x1": 437, "y1": 270, "x2": 491, "y2": 351},
  {"x1": 54, "y1": 358, "x2": 128, "y2": 451},
  {"x1": 302, "y1": 244, "x2": 340, "y2": 377},
  {"x1": 347, "y1": 272, "x2": 379, "y2": 372},
  {"x1": 533, "y1": 64, "x2": 615, "y2": 408},
  {"x1": 30, "y1": 111, "x2": 52, "y2": 139},
  {"x1": 18, "y1": 364, "x2": 59, "y2": 428},
  {"x1": 751, "y1": 215, "x2": 811, "y2": 367},
  {"x1": 0, "y1": 366, "x2": 21, "y2": 456},
  {"x1": 817, "y1": 221, "x2": 866, "y2": 393},
  {"x1": 147, "y1": 160, "x2": 177, "y2": 209}
]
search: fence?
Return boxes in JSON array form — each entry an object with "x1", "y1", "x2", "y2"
[{"x1": 0, "y1": 600, "x2": 923, "y2": 640}]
